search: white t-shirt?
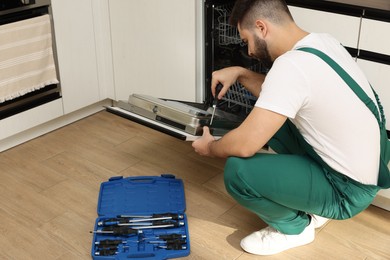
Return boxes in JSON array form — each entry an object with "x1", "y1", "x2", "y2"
[{"x1": 256, "y1": 33, "x2": 380, "y2": 185}]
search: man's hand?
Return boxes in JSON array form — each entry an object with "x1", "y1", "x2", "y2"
[
  {"x1": 212, "y1": 66, "x2": 265, "y2": 98},
  {"x1": 192, "y1": 126, "x2": 215, "y2": 157}
]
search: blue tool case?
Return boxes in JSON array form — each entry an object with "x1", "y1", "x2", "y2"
[{"x1": 91, "y1": 174, "x2": 190, "y2": 259}]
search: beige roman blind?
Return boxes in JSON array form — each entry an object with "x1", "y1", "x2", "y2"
[{"x1": 0, "y1": 14, "x2": 59, "y2": 103}]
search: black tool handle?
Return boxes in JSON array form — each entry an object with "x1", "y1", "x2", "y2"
[
  {"x1": 95, "y1": 249, "x2": 118, "y2": 256},
  {"x1": 101, "y1": 226, "x2": 138, "y2": 236},
  {"x1": 158, "y1": 244, "x2": 187, "y2": 250},
  {"x1": 99, "y1": 218, "x2": 128, "y2": 226},
  {"x1": 213, "y1": 84, "x2": 223, "y2": 106},
  {"x1": 152, "y1": 213, "x2": 183, "y2": 220},
  {"x1": 95, "y1": 239, "x2": 125, "y2": 246},
  {"x1": 158, "y1": 234, "x2": 187, "y2": 240},
  {"x1": 165, "y1": 239, "x2": 187, "y2": 245},
  {"x1": 151, "y1": 220, "x2": 178, "y2": 225}
]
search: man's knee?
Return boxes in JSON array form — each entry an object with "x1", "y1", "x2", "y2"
[{"x1": 224, "y1": 156, "x2": 245, "y2": 195}]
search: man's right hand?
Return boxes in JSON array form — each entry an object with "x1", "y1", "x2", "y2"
[
  {"x1": 211, "y1": 66, "x2": 244, "y2": 99},
  {"x1": 211, "y1": 66, "x2": 265, "y2": 98}
]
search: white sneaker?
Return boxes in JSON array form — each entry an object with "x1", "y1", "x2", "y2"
[
  {"x1": 311, "y1": 214, "x2": 330, "y2": 229},
  {"x1": 240, "y1": 221, "x2": 315, "y2": 255}
]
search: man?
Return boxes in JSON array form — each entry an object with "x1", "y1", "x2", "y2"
[{"x1": 192, "y1": 0, "x2": 382, "y2": 256}]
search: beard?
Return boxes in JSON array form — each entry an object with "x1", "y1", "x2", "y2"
[{"x1": 252, "y1": 36, "x2": 273, "y2": 69}]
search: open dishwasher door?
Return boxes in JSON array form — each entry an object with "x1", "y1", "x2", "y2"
[{"x1": 106, "y1": 94, "x2": 245, "y2": 141}]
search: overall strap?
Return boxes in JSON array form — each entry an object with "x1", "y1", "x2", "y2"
[
  {"x1": 297, "y1": 47, "x2": 385, "y2": 129},
  {"x1": 297, "y1": 47, "x2": 390, "y2": 188}
]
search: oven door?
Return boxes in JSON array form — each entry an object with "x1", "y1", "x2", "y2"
[{"x1": 0, "y1": 0, "x2": 60, "y2": 119}]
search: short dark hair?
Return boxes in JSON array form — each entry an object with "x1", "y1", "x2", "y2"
[{"x1": 229, "y1": 0, "x2": 293, "y2": 28}]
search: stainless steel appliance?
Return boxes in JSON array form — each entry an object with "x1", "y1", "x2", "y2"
[{"x1": 0, "y1": 0, "x2": 60, "y2": 120}]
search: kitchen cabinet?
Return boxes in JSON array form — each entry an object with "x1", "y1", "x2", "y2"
[
  {"x1": 357, "y1": 18, "x2": 390, "y2": 129},
  {"x1": 288, "y1": 6, "x2": 361, "y2": 50},
  {"x1": 92, "y1": 0, "x2": 116, "y2": 100},
  {"x1": 109, "y1": 0, "x2": 197, "y2": 102},
  {"x1": 360, "y1": 18, "x2": 390, "y2": 56},
  {"x1": 51, "y1": 0, "x2": 101, "y2": 114},
  {"x1": 357, "y1": 60, "x2": 390, "y2": 130}
]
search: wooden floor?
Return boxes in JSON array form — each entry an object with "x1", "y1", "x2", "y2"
[{"x1": 0, "y1": 111, "x2": 389, "y2": 260}]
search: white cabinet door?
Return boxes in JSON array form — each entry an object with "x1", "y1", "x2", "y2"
[
  {"x1": 360, "y1": 18, "x2": 390, "y2": 56},
  {"x1": 92, "y1": 0, "x2": 116, "y2": 100},
  {"x1": 51, "y1": 0, "x2": 100, "y2": 114},
  {"x1": 357, "y1": 59, "x2": 390, "y2": 130},
  {"x1": 288, "y1": 6, "x2": 361, "y2": 49},
  {"x1": 109, "y1": 0, "x2": 197, "y2": 102}
]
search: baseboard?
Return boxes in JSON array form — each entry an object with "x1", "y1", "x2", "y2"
[
  {"x1": 0, "y1": 99, "x2": 113, "y2": 152},
  {"x1": 372, "y1": 187, "x2": 390, "y2": 211}
]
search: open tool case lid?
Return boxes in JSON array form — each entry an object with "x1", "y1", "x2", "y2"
[
  {"x1": 93, "y1": 174, "x2": 189, "y2": 260},
  {"x1": 97, "y1": 174, "x2": 186, "y2": 216}
]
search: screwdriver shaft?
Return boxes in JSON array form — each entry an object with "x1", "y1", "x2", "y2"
[
  {"x1": 132, "y1": 222, "x2": 184, "y2": 230},
  {"x1": 210, "y1": 105, "x2": 217, "y2": 126},
  {"x1": 209, "y1": 84, "x2": 223, "y2": 126},
  {"x1": 128, "y1": 216, "x2": 181, "y2": 223}
]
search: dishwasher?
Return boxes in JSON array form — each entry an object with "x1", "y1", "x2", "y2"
[{"x1": 107, "y1": 0, "x2": 267, "y2": 141}]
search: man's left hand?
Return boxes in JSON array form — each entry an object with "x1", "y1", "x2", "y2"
[{"x1": 192, "y1": 126, "x2": 215, "y2": 157}]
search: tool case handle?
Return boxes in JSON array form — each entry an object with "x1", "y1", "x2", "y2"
[{"x1": 108, "y1": 174, "x2": 176, "y2": 183}]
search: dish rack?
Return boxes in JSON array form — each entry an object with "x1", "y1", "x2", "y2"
[
  {"x1": 213, "y1": 4, "x2": 264, "y2": 115},
  {"x1": 215, "y1": 5, "x2": 244, "y2": 46},
  {"x1": 218, "y1": 64, "x2": 261, "y2": 115}
]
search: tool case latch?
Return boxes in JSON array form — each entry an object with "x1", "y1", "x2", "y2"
[
  {"x1": 161, "y1": 174, "x2": 176, "y2": 179},
  {"x1": 108, "y1": 176, "x2": 124, "y2": 181}
]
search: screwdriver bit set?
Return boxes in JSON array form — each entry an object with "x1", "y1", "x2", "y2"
[{"x1": 91, "y1": 175, "x2": 190, "y2": 259}]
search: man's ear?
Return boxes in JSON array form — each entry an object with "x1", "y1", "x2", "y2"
[{"x1": 255, "y1": 19, "x2": 267, "y2": 37}]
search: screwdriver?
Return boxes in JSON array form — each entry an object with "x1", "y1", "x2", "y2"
[
  {"x1": 131, "y1": 220, "x2": 185, "y2": 229},
  {"x1": 99, "y1": 220, "x2": 152, "y2": 226},
  {"x1": 94, "y1": 249, "x2": 118, "y2": 256},
  {"x1": 96, "y1": 245, "x2": 129, "y2": 250},
  {"x1": 157, "y1": 244, "x2": 187, "y2": 250},
  {"x1": 95, "y1": 239, "x2": 127, "y2": 246},
  {"x1": 157, "y1": 234, "x2": 187, "y2": 240},
  {"x1": 140, "y1": 233, "x2": 187, "y2": 242},
  {"x1": 90, "y1": 226, "x2": 140, "y2": 236},
  {"x1": 210, "y1": 83, "x2": 223, "y2": 126},
  {"x1": 118, "y1": 220, "x2": 180, "y2": 226},
  {"x1": 95, "y1": 240, "x2": 128, "y2": 249},
  {"x1": 148, "y1": 239, "x2": 187, "y2": 245}
]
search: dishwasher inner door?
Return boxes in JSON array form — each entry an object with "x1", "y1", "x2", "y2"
[{"x1": 107, "y1": 94, "x2": 244, "y2": 141}]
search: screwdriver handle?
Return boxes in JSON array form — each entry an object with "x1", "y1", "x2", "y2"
[
  {"x1": 149, "y1": 239, "x2": 186, "y2": 244},
  {"x1": 95, "y1": 249, "x2": 118, "y2": 256},
  {"x1": 158, "y1": 234, "x2": 187, "y2": 240},
  {"x1": 98, "y1": 218, "x2": 128, "y2": 226},
  {"x1": 213, "y1": 84, "x2": 223, "y2": 106},
  {"x1": 95, "y1": 239, "x2": 125, "y2": 245},
  {"x1": 157, "y1": 244, "x2": 187, "y2": 250},
  {"x1": 99, "y1": 226, "x2": 138, "y2": 236},
  {"x1": 152, "y1": 213, "x2": 184, "y2": 220}
]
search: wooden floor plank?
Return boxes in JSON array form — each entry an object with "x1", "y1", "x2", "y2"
[{"x1": 0, "y1": 111, "x2": 388, "y2": 260}]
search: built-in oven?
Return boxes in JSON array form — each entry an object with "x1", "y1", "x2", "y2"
[
  {"x1": 0, "y1": 0, "x2": 60, "y2": 120},
  {"x1": 108, "y1": 0, "x2": 262, "y2": 141},
  {"x1": 0, "y1": 0, "x2": 36, "y2": 12}
]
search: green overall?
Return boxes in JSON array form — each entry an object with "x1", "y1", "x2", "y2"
[{"x1": 224, "y1": 48, "x2": 389, "y2": 235}]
